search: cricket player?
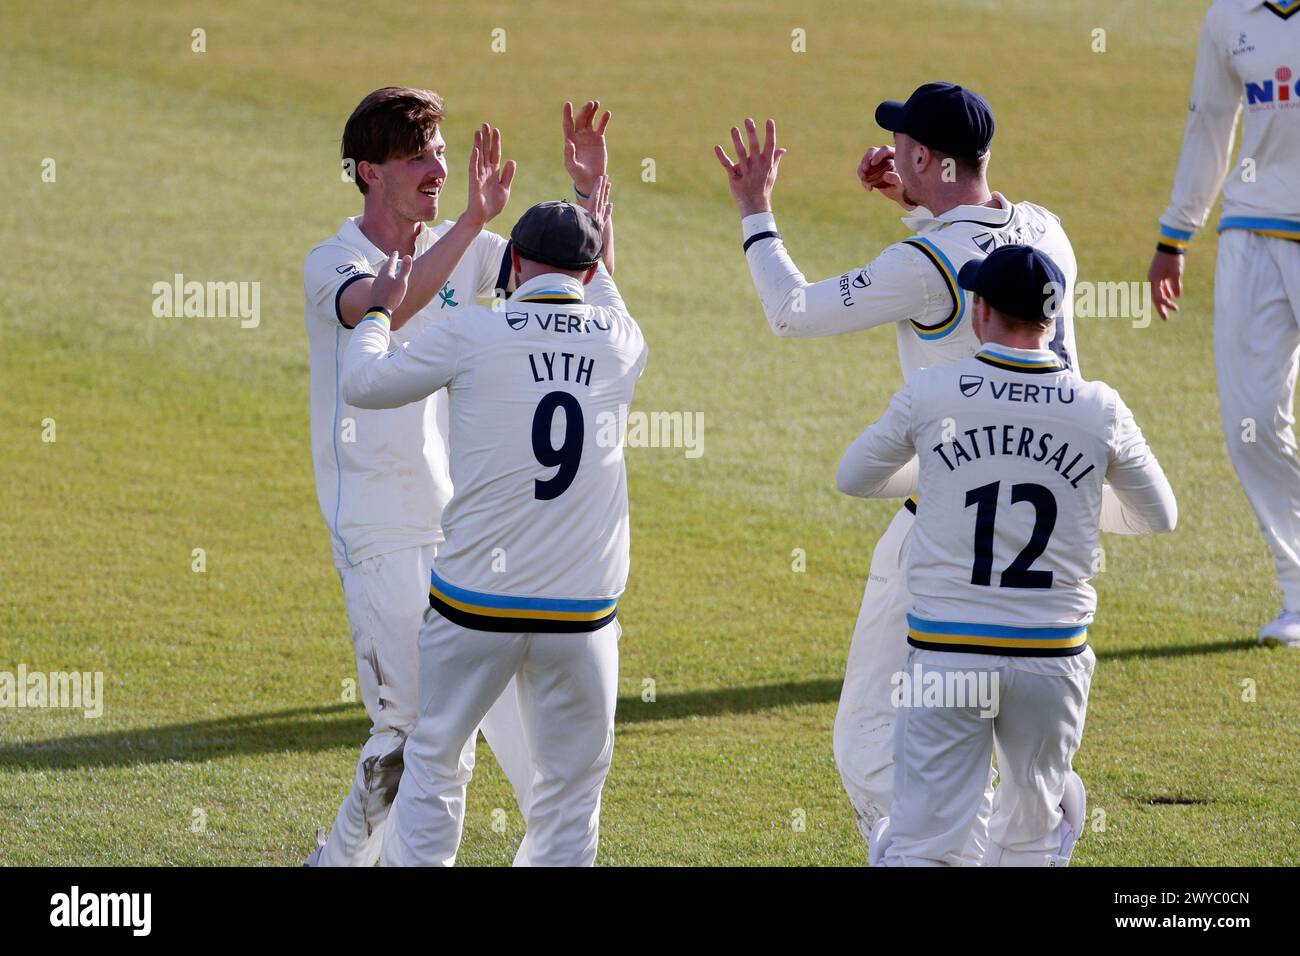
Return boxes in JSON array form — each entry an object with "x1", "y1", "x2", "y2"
[
  {"x1": 341, "y1": 187, "x2": 646, "y2": 867},
  {"x1": 838, "y1": 245, "x2": 1178, "y2": 865},
  {"x1": 1147, "y1": 0, "x2": 1300, "y2": 646},
  {"x1": 302, "y1": 87, "x2": 614, "y2": 865},
  {"x1": 715, "y1": 83, "x2": 1109, "y2": 859}
]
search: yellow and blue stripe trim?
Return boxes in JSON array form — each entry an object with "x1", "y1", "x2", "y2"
[
  {"x1": 907, "y1": 614, "x2": 1089, "y2": 657},
  {"x1": 516, "y1": 288, "x2": 584, "y2": 304},
  {"x1": 361, "y1": 306, "x2": 391, "y2": 327},
  {"x1": 429, "y1": 568, "x2": 619, "y2": 633},
  {"x1": 901, "y1": 237, "x2": 965, "y2": 340},
  {"x1": 975, "y1": 345, "x2": 1065, "y2": 374},
  {"x1": 1156, "y1": 223, "x2": 1192, "y2": 255},
  {"x1": 1218, "y1": 216, "x2": 1300, "y2": 243},
  {"x1": 1264, "y1": 0, "x2": 1300, "y2": 20}
]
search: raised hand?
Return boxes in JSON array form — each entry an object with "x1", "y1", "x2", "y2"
[
  {"x1": 466, "y1": 123, "x2": 517, "y2": 227},
  {"x1": 370, "y1": 251, "x2": 413, "y2": 314},
  {"x1": 582, "y1": 174, "x2": 613, "y2": 231},
  {"x1": 564, "y1": 100, "x2": 612, "y2": 198},
  {"x1": 714, "y1": 117, "x2": 787, "y2": 217},
  {"x1": 858, "y1": 145, "x2": 913, "y2": 209}
]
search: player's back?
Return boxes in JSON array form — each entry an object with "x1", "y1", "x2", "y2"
[
  {"x1": 432, "y1": 268, "x2": 647, "y2": 630},
  {"x1": 904, "y1": 342, "x2": 1121, "y2": 656},
  {"x1": 896, "y1": 197, "x2": 1081, "y2": 378}
]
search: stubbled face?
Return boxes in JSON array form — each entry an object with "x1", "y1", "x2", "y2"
[
  {"x1": 367, "y1": 129, "x2": 448, "y2": 224},
  {"x1": 893, "y1": 133, "x2": 927, "y2": 210}
]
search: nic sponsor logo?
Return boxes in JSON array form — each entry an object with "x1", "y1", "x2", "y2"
[{"x1": 1246, "y1": 66, "x2": 1299, "y2": 108}]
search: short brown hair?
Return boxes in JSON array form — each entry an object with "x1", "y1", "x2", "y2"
[
  {"x1": 932, "y1": 148, "x2": 989, "y2": 179},
  {"x1": 342, "y1": 87, "x2": 445, "y2": 194}
]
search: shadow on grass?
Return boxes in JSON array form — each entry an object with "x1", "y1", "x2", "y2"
[
  {"x1": 0, "y1": 638, "x2": 1258, "y2": 771},
  {"x1": 1094, "y1": 638, "x2": 1257, "y2": 661},
  {"x1": 0, "y1": 680, "x2": 845, "y2": 771}
]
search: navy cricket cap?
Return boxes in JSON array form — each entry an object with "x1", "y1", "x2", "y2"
[
  {"x1": 875, "y1": 82, "x2": 995, "y2": 159},
  {"x1": 957, "y1": 244, "x2": 1067, "y2": 325},
  {"x1": 510, "y1": 200, "x2": 604, "y2": 271}
]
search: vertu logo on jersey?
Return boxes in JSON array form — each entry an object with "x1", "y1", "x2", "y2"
[
  {"x1": 1246, "y1": 67, "x2": 1296, "y2": 107},
  {"x1": 852, "y1": 270, "x2": 871, "y2": 289},
  {"x1": 506, "y1": 311, "x2": 530, "y2": 330},
  {"x1": 959, "y1": 374, "x2": 984, "y2": 397},
  {"x1": 837, "y1": 272, "x2": 855, "y2": 307}
]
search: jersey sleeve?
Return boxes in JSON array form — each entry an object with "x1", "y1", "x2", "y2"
[
  {"x1": 584, "y1": 262, "x2": 627, "y2": 312},
  {"x1": 740, "y1": 213, "x2": 951, "y2": 338},
  {"x1": 341, "y1": 309, "x2": 463, "y2": 409},
  {"x1": 1157, "y1": 3, "x2": 1241, "y2": 250},
  {"x1": 1101, "y1": 391, "x2": 1178, "y2": 534},
  {"x1": 836, "y1": 382, "x2": 920, "y2": 498},
  {"x1": 304, "y1": 242, "x2": 375, "y2": 328},
  {"x1": 472, "y1": 229, "x2": 512, "y2": 298}
]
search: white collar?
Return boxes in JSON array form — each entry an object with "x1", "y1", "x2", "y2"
[
  {"x1": 341, "y1": 216, "x2": 432, "y2": 258},
  {"x1": 976, "y1": 342, "x2": 1064, "y2": 372},
  {"x1": 901, "y1": 192, "x2": 1015, "y2": 235},
  {"x1": 511, "y1": 273, "x2": 586, "y2": 304}
]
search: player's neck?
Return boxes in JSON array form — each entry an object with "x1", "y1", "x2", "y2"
[
  {"x1": 357, "y1": 202, "x2": 423, "y2": 257},
  {"x1": 925, "y1": 181, "x2": 996, "y2": 218},
  {"x1": 984, "y1": 332, "x2": 1050, "y2": 352}
]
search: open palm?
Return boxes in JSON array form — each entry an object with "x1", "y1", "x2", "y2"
[
  {"x1": 564, "y1": 100, "x2": 612, "y2": 197},
  {"x1": 466, "y1": 123, "x2": 516, "y2": 226}
]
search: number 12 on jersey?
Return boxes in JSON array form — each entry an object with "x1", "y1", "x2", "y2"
[{"x1": 964, "y1": 480, "x2": 1057, "y2": 589}]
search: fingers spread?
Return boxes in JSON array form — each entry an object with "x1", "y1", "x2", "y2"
[
  {"x1": 596, "y1": 109, "x2": 612, "y2": 135},
  {"x1": 730, "y1": 126, "x2": 747, "y2": 163},
  {"x1": 714, "y1": 144, "x2": 737, "y2": 173},
  {"x1": 499, "y1": 158, "x2": 517, "y2": 188}
]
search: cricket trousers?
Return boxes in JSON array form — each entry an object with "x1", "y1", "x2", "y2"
[
  {"x1": 382, "y1": 611, "x2": 620, "y2": 867},
  {"x1": 882, "y1": 646, "x2": 1095, "y2": 867},
  {"x1": 318, "y1": 544, "x2": 534, "y2": 867},
  {"x1": 832, "y1": 504, "x2": 993, "y2": 862},
  {"x1": 1214, "y1": 229, "x2": 1300, "y2": 609}
]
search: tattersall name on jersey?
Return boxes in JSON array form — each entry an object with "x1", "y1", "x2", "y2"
[{"x1": 932, "y1": 422, "x2": 1098, "y2": 490}]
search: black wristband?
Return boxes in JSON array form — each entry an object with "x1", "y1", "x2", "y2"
[
  {"x1": 1156, "y1": 242, "x2": 1185, "y2": 256},
  {"x1": 743, "y1": 230, "x2": 782, "y2": 253}
]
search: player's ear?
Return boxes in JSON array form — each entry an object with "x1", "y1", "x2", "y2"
[
  {"x1": 357, "y1": 160, "x2": 381, "y2": 192},
  {"x1": 913, "y1": 143, "x2": 932, "y2": 175}
]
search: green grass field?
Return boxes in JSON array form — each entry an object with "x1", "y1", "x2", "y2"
[{"x1": 2, "y1": 0, "x2": 1297, "y2": 866}]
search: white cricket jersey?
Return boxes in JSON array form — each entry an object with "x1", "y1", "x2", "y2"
[
  {"x1": 1157, "y1": 0, "x2": 1300, "y2": 250},
  {"x1": 838, "y1": 344, "x2": 1177, "y2": 656},
  {"x1": 741, "y1": 194, "x2": 1080, "y2": 380},
  {"x1": 304, "y1": 217, "x2": 509, "y2": 568},
  {"x1": 340, "y1": 268, "x2": 648, "y2": 633}
]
